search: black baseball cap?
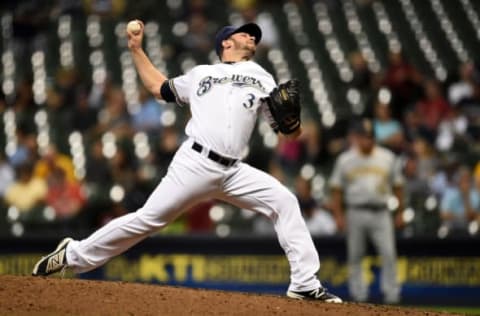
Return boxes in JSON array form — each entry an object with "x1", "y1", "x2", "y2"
[
  {"x1": 215, "y1": 22, "x2": 262, "y2": 57},
  {"x1": 350, "y1": 118, "x2": 374, "y2": 137}
]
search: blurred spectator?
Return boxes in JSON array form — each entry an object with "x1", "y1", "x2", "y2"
[
  {"x1": 8, "y1": 128, "x2": 38, "y2": 167},
  {"x1": 227, "y1": 0, "x2": 278, "y2": 62},
  {"x1": 85, "y1": 139, "x2": 113, "y2": 187},
  {"x1": 55, "y1": 67, "x2": 81, "y2": 109},
  {"x1": 295, "y1": 176, "x2": 336, "y2": 236},
  {"x1": 415, "y1": 79, "x2": 451, "y2": 134},
  {"x1": 132, "y1": 86, "x2": 163, "y2": 135},
  {"x1": 373, "y1": 100, "x2": 404, "y2": 153},
  {"x1": 123, "y1": 169, "x2": 154, "y2": 212},
  {"x1": 303, "y1": 204, "x2": 337, "y2": 237},
  {"x1": 273, "y1": 121, "x2": 325, "y2": 176},
  {"x1": 275, "y1": 135, "x2": 304, "y2": 176},
  {"x1": 109, "y1": 145, "x2": 137, "y2": 194},
  {"x1": 83, "y1": 0, "x2": 126, "y2": 17},
  {"x1": 382, "y1": 51, "x2": 422, "y2": 119},
  {"x1": 96, "y1": 88, "x2": 132, "y2": 138},
  {"x1": 430, "y1": 156, "x2": 459, "y2": 199},
  {"x1": 324, "y1": 121, "x2": 350, "y2": 159},
  {"x1": 448, "y1": 62, "x2": 477, "y2": 107},
  {"x1": 440, "y1": 166, "x2": 480, "y2": 234},
  {"x1": 4, "y1": 163, "x2": 47, "y2": 213},
  {"x1": 402, "y1": 108, "x2": 426, "y2": 143},
  {"x1": 435, "y1": 106, "x2": 469, "y2": 152},
  {"x1": 82, "y1": 138, "x2": 114, "y2": 227},
  {"x1": 403, "y1": 154, "x2": 431, "y2": 205},
  {"x1": 136, "y1": 149, "x2": 161, "y2": 185},
  {"x1": 185, "y1": 200, "x2": 215, "y2": 233},
  {"x1": 45, "y1": 87, "x2": 73, "y2": 150},
  {"x1": 0, "y1": 152, "x2": 15, "y2": 198},
  {"x1": 402, "y1": 154, "x2": 436, "y2": 235},
  {"x1": 72, "y1": 89, "x2": 99, "y2": 134},
  {"x1": 89, "y1": 76, "x2": 113, "y2": 110},
  {"x1": 34, "y1": 144, "x2": 77, "y2": 184},
  {"x1": 98, "y1": 202, "x2": 127, "y2": 227},
  {"x1": 299, "y1": 120, "x2": 322, "y2": 164},
  {"x1": 411, "y1": 137, "x2": 438, "y2": 183},
  {"x1": 235, "y1": 5, "x2": 279, "y2": 51},
  {"x1": 45, "y1": 167, "x2": 86, "y2": 219},
  {"x1": 182, "y1": 13, "x2": 215, "y2": 56},
  {"x1": 155, "y1": 126, "x2": 181, "y2": 176},
  {"x1": 350, "y1": 51, "x2": 373, "y2": 92},
  {"x1": 107, "y1": 141, "x2": 150, "y2": 213},
  {"x1": 13, "y1": 80, "x2": 37, "y2": 129}
]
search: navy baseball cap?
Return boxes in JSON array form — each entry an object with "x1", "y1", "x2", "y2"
[{"x1": 215, "y1": 22, "x2": 262, "y2": 57}]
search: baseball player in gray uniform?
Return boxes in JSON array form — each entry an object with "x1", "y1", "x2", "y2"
[
  {"x1": 32, "y1": 21, "x2": 341, "y2": 303},
  {"x1": 329, "y1": 119, "x2": 404, "y2": 304}
]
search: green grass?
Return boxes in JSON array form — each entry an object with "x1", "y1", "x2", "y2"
[{"x1": 418, "y1": 306, "x2": 480, "y2": 315}]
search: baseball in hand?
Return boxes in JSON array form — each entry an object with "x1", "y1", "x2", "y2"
[{"x1": 127, "y1": 20, "x2": 141, "y2": 35}]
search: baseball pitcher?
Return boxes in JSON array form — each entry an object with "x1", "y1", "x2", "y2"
[{"x1": 32, "y1": 21, "x2": 341, "y2": 303}]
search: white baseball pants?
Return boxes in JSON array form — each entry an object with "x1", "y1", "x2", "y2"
[{"x1": 66, "y1": 138, "x2": 321, "y2": 292}]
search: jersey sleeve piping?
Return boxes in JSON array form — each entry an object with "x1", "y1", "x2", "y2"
[{"x1": 168, "y1": 79, "x2": 189, "y2": 107}]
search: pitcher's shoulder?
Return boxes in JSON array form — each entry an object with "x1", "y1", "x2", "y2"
[
  {"x1": 246, "y1": 61, "x2": 270, "y2": 73},
  {"x1": 243, "y1": 61, "x2": 276, "y2": 84},
  {"x1": 189, "y1": 64, "x2": 212, "y2": 73}
]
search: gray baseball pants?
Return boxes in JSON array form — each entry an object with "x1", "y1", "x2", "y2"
[{"x1": 346, "y1": 209, "x2": 400, "y2": 303}]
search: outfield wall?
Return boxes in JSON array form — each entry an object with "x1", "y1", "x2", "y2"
[{"x1": 1, "y1": 236, "x2": 479, "y2": 305}]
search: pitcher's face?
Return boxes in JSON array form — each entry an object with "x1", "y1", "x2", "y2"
[{"x1": 226, "y1": 32, "x2": 256, "y2": 58}]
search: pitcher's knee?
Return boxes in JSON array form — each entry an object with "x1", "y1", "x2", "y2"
[
  {"x1": 135, "y1": 207, "x2": 174, "y2": 231},
  {"x1": 276, "y1": 189, "x2": 300, "y2": 213}
]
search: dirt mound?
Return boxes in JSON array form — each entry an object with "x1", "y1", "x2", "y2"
[{"x1": 0, "y1": 275, "x2": 455, "y2": 315}]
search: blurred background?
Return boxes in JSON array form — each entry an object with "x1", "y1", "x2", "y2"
[{"x1": 0, "y1": 0, "x2": 480, "y2": 310}]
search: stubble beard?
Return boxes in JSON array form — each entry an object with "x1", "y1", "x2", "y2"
[{"x1": 232, "y1": 38, "x2": 255, "y2": 60}]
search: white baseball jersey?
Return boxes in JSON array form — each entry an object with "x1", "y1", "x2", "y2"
[
  {"x1": 168, "y1": 61, "x2": 277, "y2": 158},
  {"x1": 329, "y1": 146, "x2": 404, "y2": 207},
  {"x1": 64, "y1": 59, "x2": 324, "y2": 294}
]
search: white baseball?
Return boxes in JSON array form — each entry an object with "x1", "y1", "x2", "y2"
[{"x1": 127, "y1": 20, "x2": 141, "y2": 35}]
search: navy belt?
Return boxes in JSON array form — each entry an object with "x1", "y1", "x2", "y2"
[{"x1": 192, "y1": 142, "x2": 238, "y2": 167}]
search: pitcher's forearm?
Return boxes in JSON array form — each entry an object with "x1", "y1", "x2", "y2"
[{"x1": 130, "y1": 47, "x2": 167, "y2": 99}]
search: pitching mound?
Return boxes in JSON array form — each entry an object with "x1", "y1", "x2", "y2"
[{"x1": 0, "y1": 275, "x2": 454, "y2": 315}]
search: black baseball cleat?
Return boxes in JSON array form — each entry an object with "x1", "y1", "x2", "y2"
[
  {"x1": 287, "y1": 287, "x2": 343, "y2": 303},
  {"x1": 32, "y1": 237, "x2": 73, "y2": 276}
]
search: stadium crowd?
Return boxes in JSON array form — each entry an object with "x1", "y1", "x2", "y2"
[{"x1": 0, "y1": 0, "x2": 480, "y2": 239}]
